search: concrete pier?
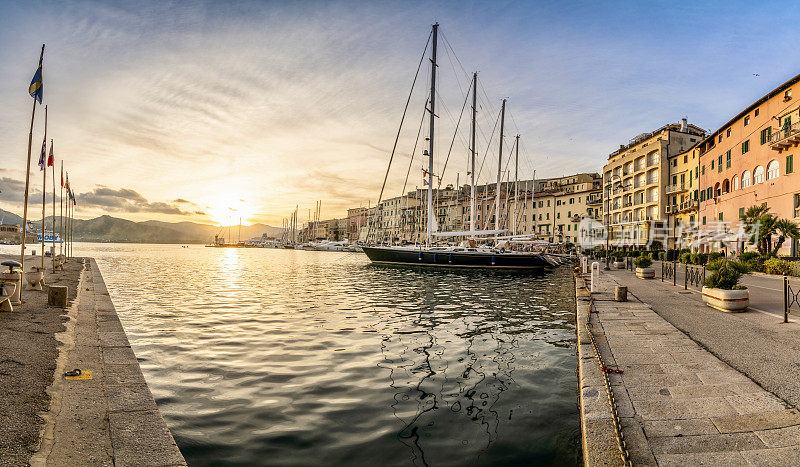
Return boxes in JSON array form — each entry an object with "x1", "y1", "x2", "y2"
[
  {"x1": 0, "y1": 255, "x2": 185, "y2": 465},
  {"x1": 576, "y1": 269, "x2": 800, "y2": 465}
]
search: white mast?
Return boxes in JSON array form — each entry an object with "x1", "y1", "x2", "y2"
[
  {"x1": 425, "y1": 23, "x2": 438, "y2": 244},
  {"x1": 514, "y1": 134, "x2": 519, "y2": 236},
  {"x1": 495, "y1": 98, "x2": 506, "y2": 237}
]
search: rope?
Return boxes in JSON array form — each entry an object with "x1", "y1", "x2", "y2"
[
  {"x1": 577, "y1": 270, "x2": 632, "y2": 466},
  {"x1": 367, "y1": 30, "x2": 432, "y2": 243}
]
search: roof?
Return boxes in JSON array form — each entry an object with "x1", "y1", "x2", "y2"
[{"x1": 699, "y1": 71, "x2": 800, "y2": 150}]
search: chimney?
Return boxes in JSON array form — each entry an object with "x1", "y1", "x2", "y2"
[{"x1": 680, "y1": 117, "x2": 688, "y2": 132}]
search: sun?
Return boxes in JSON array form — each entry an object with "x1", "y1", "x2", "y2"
[{"x1": 207, "y1": 195, "x2": 255, "y2": 226}]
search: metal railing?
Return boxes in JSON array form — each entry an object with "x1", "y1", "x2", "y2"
[
  {"x1": 685, "y1": 264, "x2": 705, "y2": 290},
  {"x1": 783, "y1": 276, "x2": 800, "y2": 323},
  {"x1": 661, "y1": 261, "x2": 677, "y2": 286},
  {"x1": 770, "y1": 122, "x2": 800, "y2": 147},
  {"x1": 665, "y1": 183, "x2": 687, "y2": 194}
]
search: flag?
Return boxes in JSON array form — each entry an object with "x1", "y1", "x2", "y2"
[
  {"x1": 47, "y1": 140, "x2": 54, "y2": 167},
  {"x1": 65, "y1": 172, "x2": 70, "y2": 191},
  {"x1": 29, "y1": 64, "x2": 43, "y2": 104},
  {"x1": 60, "y1": 164, "x2": 64, "y2": 187},
  {"x1": 38, "y1": 137, "x2": 46, "y2": 170}
]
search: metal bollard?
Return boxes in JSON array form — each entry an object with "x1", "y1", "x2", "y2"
[
  {"x1": 590, "y1": 262, "x2": 599, "y2": 293},
  {"x1": 615, "y1": 286, "x2": 628, "y2": 302},
  {"x1": 582, "y1": 257, "x2": 588, "y2": 274}
]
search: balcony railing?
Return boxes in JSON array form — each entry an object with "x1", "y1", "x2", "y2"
[
  {"x1": 647, "y1": 177, "x2": 658, "y2": 185},
  {"x1": 646, "y1": 196, "x2": 658, "y2": 203},
  {"x1": 665, "y1": 183, "x2": 688, "y2": 194},
  {"x1": 647, "y1": 156, "x2": 659, "y2": 167},
  {"x1": 634, "y1": 163, "x2": 646, "y2": 172},
  {"x1": 678, "y1": 199, "x2": 698, "y2": 212},
  {"x1": 587, "y1": 197, "x2": 602, "y2": 205},
  {"x1": 623, "y1": 200, "x2": 633, "y2": 207},
  {"x1": 622, "y1": 184, "x2": 632, "y2": 192},
  {"x1": 770, "y1": 122, "x2": 800, "y2": 152}
]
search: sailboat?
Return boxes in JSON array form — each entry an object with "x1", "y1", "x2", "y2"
[{"x1": 362, "y1": 24, "x2": 552, "y2": 270}]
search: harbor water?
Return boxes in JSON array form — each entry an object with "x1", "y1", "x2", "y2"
[{"x1": 1, "y1": 243, "x2": 579, "y2": 465}]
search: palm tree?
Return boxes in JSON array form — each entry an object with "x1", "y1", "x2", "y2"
[
  {"x1": 743, "y1": 204, "x2": 774, "y2": 254},
  {"x1": 772, "y1": 219, "x2": 800, "y2": 255}
]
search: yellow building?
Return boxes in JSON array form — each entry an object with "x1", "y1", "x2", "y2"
[
  {"x1": 602, "y1": 120, "x2": 705, "y2": 247},
  {"x1": 665, "y1": 144, "x2": 701, "y2": 248}
]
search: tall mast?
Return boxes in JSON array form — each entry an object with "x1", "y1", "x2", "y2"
[
  {"x1": 470, "y1": 72, "x2": 477, "y2": 233},
  {"x1": 495, "y1": 98, "x2": 506, "y2": 236},
  {"x1": 514, "y1": 134, "x2": 519, "y2": 236},
  {"x1": 41, "y1": 105, "x2": 47, "y2": 269},
  {"x1": 425, "y1": 23, "x2": 438, "y2": 243}
]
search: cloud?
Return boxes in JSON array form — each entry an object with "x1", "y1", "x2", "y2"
[
  {"x1": 172, "y1": 198, "x2": 193, "y2": 204},
  {"x1": 77, "y1": 185, "x2": 190, "y2": 215}
]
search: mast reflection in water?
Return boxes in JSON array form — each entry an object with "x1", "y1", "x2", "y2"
[{"x1": 29, "y1": 244, "x2": 580, "y2": 466}]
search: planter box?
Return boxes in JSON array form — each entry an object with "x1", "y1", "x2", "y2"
[
  {"x1": 613, "y1": 261, "x2": 626, "y2": 269},
  {"x1": 636, "y1": 267, "x2": 655, "y2": 279},
  {"x1": 701, "y1": 287, "x2": 749, "y2": 312}
]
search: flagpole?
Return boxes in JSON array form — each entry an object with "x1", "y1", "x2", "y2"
[
  {"x1": 59, "y1": 162, "x2": 63, "y2": 261},
  {"x1": 51, "y1": 141, "x2": 56, "y2": 272},
  {"x1": 20, "y1": 44, "x2": 45, "y2": 301},
  {"x1": 41, "y1": 105, "x2": 47, "y2": 270}
]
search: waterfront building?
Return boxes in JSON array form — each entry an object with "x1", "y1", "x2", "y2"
[
  {"x1": 517, "y1": 173, "x2": 602, "y2": 243},
  {"x1": 346, "y1": 207, "x2": 369, "y2": 242},
  {"x1": 665, "y1": 144, "x2": 701, "y2": 248},
  {"x1": 698, "y1": 72, "x2": 800, "y2": 255},
  {"x1": 602, "y1": 120, "x2": 705, "y2": 247}
]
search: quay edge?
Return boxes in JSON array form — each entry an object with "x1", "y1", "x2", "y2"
[{"x1": 31, "y1": 257, "x2": 185, "y2": 466}]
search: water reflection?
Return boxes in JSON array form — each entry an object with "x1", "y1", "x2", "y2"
[{"x1": 0, "y1": 244, "x2": 580, "y2": 465}]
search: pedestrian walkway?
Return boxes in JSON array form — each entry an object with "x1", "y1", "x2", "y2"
[{"x1": 579, "y1": 270, "x2": 800, "y2": 465}]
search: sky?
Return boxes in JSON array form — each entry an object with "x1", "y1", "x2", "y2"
[{"x1": 2, "y1": 0, "x2": 800, "y2": 226}]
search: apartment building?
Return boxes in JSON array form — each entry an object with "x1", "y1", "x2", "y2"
[
  {"x1": 698, "y1": 72, "x2": 800, "y2": 255},
  {"x1": 602, "y1": 120, "x2": 705, "y2": 247},
  {"x1": 664, "y1": 144, "x2": 701, "y2": 248}
]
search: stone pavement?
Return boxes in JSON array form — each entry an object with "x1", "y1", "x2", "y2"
[
  {"x1": 578, "y1": 269, "x2": 800, "y2": 466},
  {"x1": 31, "y1": 258, "x2": 185, "y2": 466}
]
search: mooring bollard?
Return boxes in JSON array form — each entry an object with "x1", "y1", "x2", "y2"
[
  {"x1": 590, "y1": 262, "x2": 599, "y2": 293},
  {"x1": 615, "y1": 285, "x2": 628, "y2": 302},
  {"x1": 581, "y1": 256, "x2": 588, "y2": 274},
  {"x1": 48, "y1": 285, "x2": 68, "y2": 308}
]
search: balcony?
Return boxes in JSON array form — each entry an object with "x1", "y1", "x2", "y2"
[
  {"x1": 678, "y1": 199, "x2": 698, "y2": 212},
  {"x1": 623, "y1": 200, "x2": 633, "y2": 207},
  {"x1": 622, "y1": 184, "x2": 633, "y2": 192},
  {"x1": 770, "y1": 123, "x2": 800, "y2": 153},
  {"x1": 665, "y1": 183, "x2": 688, "y2": 194},
  {"x1": 647, "y1": 156, "x2": 659, "y2": 167},
  {"x1": 587, "y1": 196, "x2": 602, "y2": 205},
  {"x1": 647, "y1": 177, "x2": 659, "y2": 185},
  {"x1": 634, "y1": 163, "x2": 645, "y2": 172}
]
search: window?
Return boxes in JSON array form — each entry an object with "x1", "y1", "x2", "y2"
[
  {"x1": 784, "y1": 116, "x2": 792, "y2": 128},
  {"x1": 767, "y1": 160, "x2": 779, "y2": 180},
  {"x1": 787, "y1": 155, "x2": 794, "y2": 174},
  {"x1": 711, "y1": 160, "x2": 715, "y2": 169},
  {"x1": 742, "y1": 140, "x2": 750, "y2": 154},
  {"x1": 718, "y1": 155, "x2": 723, "y2": 172},
  {"x1": 755, "y1": 108, "x2": 760, "y2": 117},
  {"x1": 733, "y1": 175, "x2": 739, "y2": 190},
  {"x1": 786, "y1": 89, "x2": 793, "y2": 100},
  {"x1": 726, "y1": 129, "x2": 731, "y2": 137},
  {"x1": 744, "y1": 116, "x2": 750, "y2": 126},
  {"x1": 739, "y1": 207, "x2": 745, "y2": 218},
  {"x1": 719, "y1": 212, "x2": 723, "y2": 221},
  {"x1": 702, "y1": 165, "x2": 706, "y2": 175},
  {"x1": 700, "y1": 190, "x2": 705, "y2": 202},
  {"x1": 684, "y1": 155, "x2": 688, "y2": 163},
  {"x1": 754, "y1": 165, "x2": 764, "y2": 184},
  {"x1": 718, "y1": 134, "x2": 723, "y2": 143},
  {"x1": 726, "y1": 150, "x2": 731, "y2": 168},
  {"x1": 742, "y1": 170, "x2": 752, "y2": 188},
  {"x1": 703, "y1": 216, "x2": 707, "y2": 225},
  {"x1": 761, "y1": 127, "x2": 772, "y2": 145},
  {"x1": 707, "y1": 187, "x2": 713, "y2": 199}
]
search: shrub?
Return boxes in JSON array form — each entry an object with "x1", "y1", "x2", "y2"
[
  {"x1": 764, "y1": 258, "x2": 792, "y2": 276},
  {"x1": 704, "y1": 259, "x2": 747, "y2": 290},
  {"x1": 694, "y1": 253, "x2": 709, "y2": 265},
  {"x1": 790, "y1": 261, "x2": 800, "y2": 277},
  {"x1": 680, "y1": 252, "x2": 691, "y2": 264},
  {"x1": 634, "y1": 254, "x2": 652, "y2": 269},
  {"x1": 612, "y1": 251, "x2": 625, "y2": 260},
  {"x1": 627, "y1": 250, "x2": 642, "y2": 258},
  {"x1": 658, "y1": 251, "x2": 666, "y2": 261},
  {"x1": 666, "y1": 249, "x2": 680, "y2": 261},
  {"x1": 650, "y1": 241, "x2": 663, "y2": 251},
  {"x1": 564, "y1": 242, "x2": 575, "y2": 251},
  {"x1": 708, "y1": 252, "x2": 723, "y2": 263},
  {"x1": 739, "y1": 251, "x2": 760, "y2": 262}
]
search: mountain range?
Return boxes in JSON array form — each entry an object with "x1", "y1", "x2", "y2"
[{"x1": 0, "y1": 208, "x2": 284, "y2": 244}]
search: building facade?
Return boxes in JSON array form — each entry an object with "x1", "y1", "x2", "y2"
[
  {"x1": 698, "y1": 73, "x2": 800, "y2": 255},
  {"x1": 602, "y1": 120, "x2": 705, "y2": 247}
]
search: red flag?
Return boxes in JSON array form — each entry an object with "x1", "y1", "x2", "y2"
[{"x1": 47, "y1": 139, "x2": 54, "y2": 167}]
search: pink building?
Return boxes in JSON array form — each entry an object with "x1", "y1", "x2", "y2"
[{"x1": 699, "y1": 72, "x2": 800, "y2": 255}]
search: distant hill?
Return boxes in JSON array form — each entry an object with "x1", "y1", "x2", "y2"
[{"x1": 0, "y1": 208, "x2": 284, "y2": 244}]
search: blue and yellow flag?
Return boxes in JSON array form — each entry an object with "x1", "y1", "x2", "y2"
[{"x1": 29, "y1": 64, "x2": 43, "y2": 104}]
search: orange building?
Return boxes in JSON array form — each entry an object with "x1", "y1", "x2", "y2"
[{"x1": 698, "y1": 72, "x2": 800, "y2": 255}]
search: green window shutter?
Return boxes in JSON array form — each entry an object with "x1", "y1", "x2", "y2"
[
  {"x1": 719, "y1": 212, "x2": 723, "y2": 221},
  {"x1": 726, "y1": 150, "x2": 731, "y2": 168},
  {"x1": 787, "y1": 155, "x2": 794, "y2": 174},
  {"x1": 702, "y1": 165, "x2": 705, "y2": 175},
  {"x1": 700, "y1": 190, "x2": 705, "y2": 202},
  {"x1": 739, "y1": 207, "x2": 745, "y2": 218},
  {"x1": 702, "y1": 216, "x2": 706, "y2": 225}
]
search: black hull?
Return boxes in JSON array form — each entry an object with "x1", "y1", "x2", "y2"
[{"x1": 361, "y1": 246, "x2": 553, "y2": 270}]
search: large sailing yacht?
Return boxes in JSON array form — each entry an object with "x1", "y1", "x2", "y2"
[{"x1": 361, "y1": 24, "x2": 552, "y2": 270}]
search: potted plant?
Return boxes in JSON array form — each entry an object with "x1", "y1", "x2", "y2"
[
  {"x1": 701, "y1": 259, "x2": 749, "y2": 312},
  {"x1": 634, "y1": 253, "x2": 655, "y2": 279},
  {"x1": 612, "y1": 251, "x2": 626, "y2": 269}
]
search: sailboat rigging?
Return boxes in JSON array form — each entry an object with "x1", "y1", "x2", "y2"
[{"x1": 361, "y1": 23, "x2": 558, "y2": 270}]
